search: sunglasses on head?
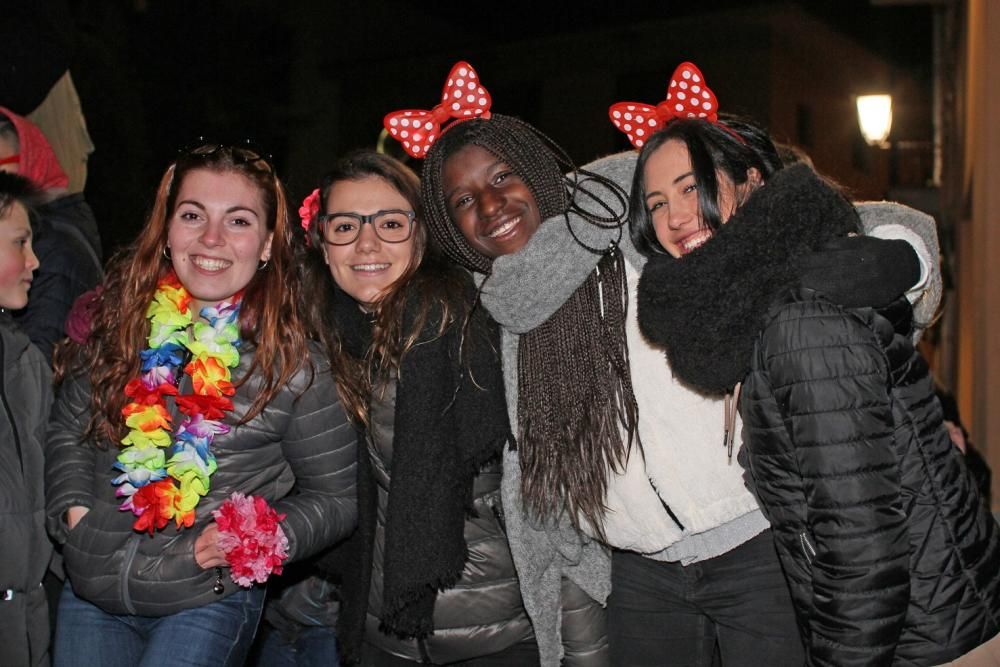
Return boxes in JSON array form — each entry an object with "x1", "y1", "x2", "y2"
[{"x1": 177, "y1": 138, "x2": 274, "y2": 171}]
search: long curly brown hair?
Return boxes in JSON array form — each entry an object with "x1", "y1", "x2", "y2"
[{"x1": 56, "y1": 144, "x2": 309, "y2": 445}]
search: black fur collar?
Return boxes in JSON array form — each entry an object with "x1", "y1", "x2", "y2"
[{"x1": 636, "y1": 164, "x2": 859, "y2": 395}]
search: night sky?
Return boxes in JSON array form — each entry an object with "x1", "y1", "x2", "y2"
[{"x1": 36, "y1": 0, "x2": 935, "y2": 250}]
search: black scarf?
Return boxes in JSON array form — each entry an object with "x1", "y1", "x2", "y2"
[
  {"x1": 321, "y1": 274, "x2": 512, "y2": 661},
  {"x1": 637, "y1": 164, "x2": 860, "y2": 395}
]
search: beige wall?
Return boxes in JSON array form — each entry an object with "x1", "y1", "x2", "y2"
[{"x1": 956, "y1": 0, "x2": 1000, "y2": 505}]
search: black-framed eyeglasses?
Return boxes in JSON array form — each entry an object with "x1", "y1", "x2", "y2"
[
  {"x1": 178, "y1": 138, "x2": 274, "y2": 171},
  {"x1": 317, "y1": 209, "x2": 416, "y2": 246}
]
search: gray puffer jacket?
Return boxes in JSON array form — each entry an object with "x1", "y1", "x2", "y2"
[
  {"x1": 45, "y1": 342, "x2": 357, "y2": 617},
  {"x1": 0, "y1": 321, "x2": 53, "y2": 666},
  {"x1": 364, "y1": 378, "x2": 535, "y2": 663}
]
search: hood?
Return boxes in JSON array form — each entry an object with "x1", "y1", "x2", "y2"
[{"x1": 0, "y1": 105, "x2": 68, "y2": 191}]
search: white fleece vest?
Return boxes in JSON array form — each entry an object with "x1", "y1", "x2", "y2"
[{"x1": 595, "y1": 261, "x2": 766, "y2": 557}]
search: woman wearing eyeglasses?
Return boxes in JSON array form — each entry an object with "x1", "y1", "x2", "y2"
[
  {"x1": 45, "y1": 143, "x2": 358, "y2": 667},
  {"x1": 296, "y1": 150, "x2": 538, "y2": 666}
]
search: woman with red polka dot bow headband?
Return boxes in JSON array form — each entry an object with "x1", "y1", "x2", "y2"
[{"x1": 383, "y1": 59, "x2": 639, "y2": 666}]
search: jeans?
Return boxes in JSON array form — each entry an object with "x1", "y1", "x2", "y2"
[
  {"x1": 607, "y1": 530, "x2": 804, "y2": 667},
  {"x1": 53, "y1": 580, "x2": 265, "y2": 667},
  {"x1": 250, "y1": 622, "x2": 340, "y2": 667}
]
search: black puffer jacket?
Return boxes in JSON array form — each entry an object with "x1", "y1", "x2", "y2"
[
  {"x1": 45, "y1": 342, "x2": 358, "y2": 617},
  {"x1": 638, "y1": 165, "x2": 1000, "y2": 666},
  {"x1": 13, "y1": 193, "x2": 103, "y2": 363},
  {"x1": 744, "y1": 290, "x2": 1000, "y2": 666},
  {"x1": 0, "y1": 320, "x2": 53, "y2": 666}
]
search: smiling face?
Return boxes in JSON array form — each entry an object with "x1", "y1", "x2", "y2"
[
  {"x1": 441, "y1": 144, "x2": 542, "y2": 258},
  {"x1": 166, "y1": 168, "x2": 273, "y2": 316},
  {"x1": 642, "y1": 139, "x2": 749, "y2": 258},
  {"x1": 321, "y1": 176, "x2": 417, "y2": 309},
  {"x1": 0, "y1": 201, "x2": 38, "y2": 310}
]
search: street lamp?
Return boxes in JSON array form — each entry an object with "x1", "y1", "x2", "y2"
[{"x1": 857, "y1": 94, "x2": 893, "y2": 147}]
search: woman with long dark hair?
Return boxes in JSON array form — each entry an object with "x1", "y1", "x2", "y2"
[{"x1": 632, "y1": 70, "x2": 1000, "y2": 665}]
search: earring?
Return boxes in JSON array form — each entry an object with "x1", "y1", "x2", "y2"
[
  {"x1": 257, "y1": 259, "x2": 269, "y2": 271},
  {"x1": 163, "y1": 246, "x2": 172, "y2": 261}
]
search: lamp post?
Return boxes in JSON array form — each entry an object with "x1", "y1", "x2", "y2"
[
  {"x1": 857, "y1": 93, "x2": 897, "y2": 194},
  {"x1": 857, "y1": 94, "x2": 893, "y2": 148}
]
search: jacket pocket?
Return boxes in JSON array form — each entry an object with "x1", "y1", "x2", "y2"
[
  {"x1": 63, "y1": 506, "x2": 96, "y2": 550},
  {"x1": 62, "y1": 507, "x2": 128, "y2": 596}
]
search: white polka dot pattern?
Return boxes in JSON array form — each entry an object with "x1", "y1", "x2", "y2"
[
  {"x1": 383, "y1": 61, "x2": 493, "y2": 159},
  {"x1": 608, "y1": 61, "x2": 720, "y2": 149}
]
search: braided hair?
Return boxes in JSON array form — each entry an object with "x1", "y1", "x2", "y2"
[
  {"x1": 421, "y1": 115, "x2": 639, "y2": 539},
  {"x1": 421, "y1": 115, "x2": 568, "y2": 272}
]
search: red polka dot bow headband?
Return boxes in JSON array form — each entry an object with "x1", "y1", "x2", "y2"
[
  {"x1": 608, "y1": 62, "x2": 719, "y2": 148},
  {"x1": 383, "y1": 61, "x2": 493, "y2": 159}
]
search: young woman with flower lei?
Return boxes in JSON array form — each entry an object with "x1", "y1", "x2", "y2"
[{"x1": 45, "y1": 143, "x2": 358, "y2": 667}]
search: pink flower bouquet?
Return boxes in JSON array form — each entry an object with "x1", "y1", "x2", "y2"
[{"x1": 213, "y1": 492, "x2": 289, "y2": 587}]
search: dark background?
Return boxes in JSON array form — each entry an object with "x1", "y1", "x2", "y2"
[{"x1": 5, "y1": 0, "x2": 934, "y2": 252}]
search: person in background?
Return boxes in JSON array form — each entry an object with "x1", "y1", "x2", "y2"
[
  {"x1": 937, "y1": 388, "x2": 992, "y2": 511},
  {"x1": 0, "y1": 171, "x2": 52, "y2": 666},
  {"x1": 0, "y1": 107, "x2": 102, "y2": 362},
  {"x1": 0, "y1": 0, "x2": 94, "y2": 194}
]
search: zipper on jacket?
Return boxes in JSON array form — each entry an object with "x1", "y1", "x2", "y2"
[
  {"x1": 648, "y1": 475, "x2": 686, "y2": 531},
  {"x1": 660, "y1": 499, "x2": 686, "y2": 531},
  {"x1": 491, "y1": 503, "x2": 507, "y2": 533},
  {"x1": 120, "y1": 534, "x2": 140, "y2": 615},
  {"x1": 0, "y1": 334, "x2": 24, "y2": 477},
  {"x1": 417, "y1": 638, "x2": 432, "y2": 664},
  {"x1": 798, "y1": 531, "x2": 817, "y2": 565}
]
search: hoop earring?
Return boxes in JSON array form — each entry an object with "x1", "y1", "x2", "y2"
[
  {"x1": 257, "y1": 259, "x2": 269, "y2": 271},
  {"x1": 163, "y1": 246, "x2": 172, "y2": 261}
]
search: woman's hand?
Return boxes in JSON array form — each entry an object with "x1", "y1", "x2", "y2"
[
  {"x1": 65, "y1": 505, "x2": 90, "y2": 530},
  {"x1": 194, "y1": 522, "x2": 228, "y2": 569}
]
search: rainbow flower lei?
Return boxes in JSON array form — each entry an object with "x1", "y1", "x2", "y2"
[{"x1": 113, "y1": 272, "x2": 242, "y2": 534}]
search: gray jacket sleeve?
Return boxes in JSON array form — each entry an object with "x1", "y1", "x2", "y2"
[
  {"x1": 271, "y1": 364, "x2": 358, "y2": 562},
  {"x1": 856, "y1": 201, "x2": 941, "y2": 330},
  {"x1": 45, "y1": 372, "x2": 97, "y2": 544}
]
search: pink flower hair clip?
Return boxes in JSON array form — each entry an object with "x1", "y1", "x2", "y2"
[{"x1": 299, "y1": 188, "x2": 321, "y2": 232}]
